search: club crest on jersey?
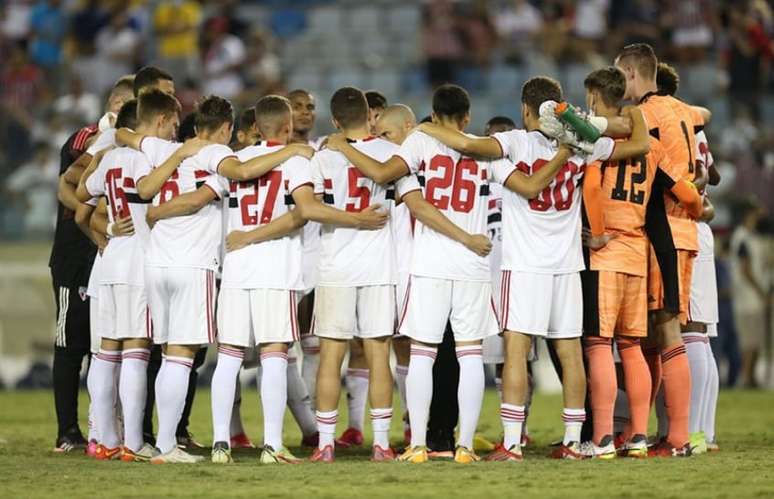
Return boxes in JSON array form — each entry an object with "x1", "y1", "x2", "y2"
[{"x1": 78, "y1": 287, "x2": 88, "y2": 301}]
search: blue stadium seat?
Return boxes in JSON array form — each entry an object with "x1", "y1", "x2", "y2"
[
  {"x1": 487, "y1": 65, "x2": 523, "y2": 98},
  {"x1": 307, "y1": 6, "x2": 342, "y2": 34},
  {"x1": 269, "y1": 9, "x2": 307, "y2": 39},
  {"x1": 348, "y1": 6, "x2": 381, "y2": 33},
  {"x1": 388, "y1": 5, "x2": 421, "y2": 33},
  {"x1": 329, "y1": 68, "x2": 369, "y2": 90},
  {"x1": 368, "y1": 70, "x2": 401, "y2": 98}
]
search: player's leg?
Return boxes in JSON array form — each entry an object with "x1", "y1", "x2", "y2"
[
  {"x1": 176, "y1": 347, "x2": 207, "y2": 448},
  {"x1": 682, "y1": 322, "x2": 709, "y2": 453},
  {"x1": 339, "y1": 338, "x2": 368, "y2": 447},
  {"x1": 92, "y1": 336, "x2": 123, "y2": 459},
  {"x1": 703, "y1": 329, "x2": 720, "y2": 450},
  {"x1": 284, "y1": 348, "x2": 319, "y2": 446},
  {"x1": 298, "y1": 291, "x2": 319, "y2": 406},
  {"x1": 392, "y1": 336, "x2": 411, "y2": 443},
  {"x1": 85, "y1": 286, "x2": 101, "y2": 456}
]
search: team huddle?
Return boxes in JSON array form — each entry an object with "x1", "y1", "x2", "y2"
[{"x1": 58, "y1": 41, "x2": 721, "y2": 465}]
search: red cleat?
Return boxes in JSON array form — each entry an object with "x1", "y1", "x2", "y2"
[
  {"x1": 484, "y1": 443, "x2": 523, "y2": 462},
  {"x1": 648, "y1": 441, "x2": 691, "y2": 458},
  {"x1": 550, "y1": 442, "x2": 584, "y2": 460},
  {"x1": 371, "y1": 445, "x2": 397, "y2": 462},
  {"x1": 230, "y1": 432, "x2": 255, "y2": 449},
  {"x1": 301, "y1": 432, "x2": 319, "y2": 448},
  {"x1": 94, "y1": 444, "x2": 121, "y2": 461},
  {"x1": 613, "y1": 433, "x2": 626, "y2": 450},
  {"x1": 335, "y1": 427, "x2": 364, "y2": 448},
  {"x1": 310, "y1": 445, "x2": 335, "y2": 463}
]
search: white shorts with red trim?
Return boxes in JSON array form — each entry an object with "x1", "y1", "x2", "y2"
[
  {"x1": 500, "y1": 270, "x2": 582, "y2": 339},
  {"x1": 312, "y1": 285, "x2": 395, "y2": 340},
  {"x1": 145, "y1": 266, "x2": 216, "y2": 345},
  {"x1": 217, "y1": 287, "x2": 301, "y2": 347},
  {"x1": 689, "y1": 256, "x2": 719, "y2": 326},
  {"x1": 97, "y1": 284, "x2": 152, "y2": 341},
  {"x1": 398, "y1": 276, "x2": 499, "y2": 345}
]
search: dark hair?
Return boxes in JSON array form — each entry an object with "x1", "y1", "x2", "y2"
[
  {"x1": 237, "y1": 107, "x2": 256, "y2": 132},
  {"x1": 137, "y1": 89, "x2": 181, "y2": 124},
  {"x1": 656, "y1": 62, "x2": 680, "y2": 96},
  {"x1": 330, "y1": 87, "x2": 369, "y2": 129},
  {"x1": 584, "y1": 67, "x2": 626, "y2": 107},
  {"x1": 195, "y1": 95, "x2": 234, "y2": 133},
  {"x1": 485, "y1": 116, "x2": 516, "y2": 130},
  {"x1": 115, "y1": 99, "x2": 138, "y2": 129},
  {"x1": 419, "y1": 115, "x2": 433, "y2": 124},
  {"x1": 133, "y1": 66, "x2": 174, "y2": 97},
  {"x1": 112, "y1": 75, "x2": 135, "y2": 94},
  {"x1": 365, "y1": 90, "x2": 387, "y2": 110},
  {"x1": 178, "y1": 112, "x2": 197, "y2": 141},
  {"x1": 521, "y1": 76, "x2": 562, "y2": 115},
  {"x1": 288, "y1": 88, "x2": 312, "y2": 100},
  {"x1": 432, "y1": 84, "x2": 470, "y2": 123},
  {"x1": 616, "y1": 43, "x2": 658, "y2": 79},
  {"x1": 254, "y1": 95, "x2": 292, "y2": 136}
]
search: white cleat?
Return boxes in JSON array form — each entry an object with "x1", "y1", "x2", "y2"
[
  {"x1": 150, "y1": 446, "x2": 205, "y2": 464},
  {"x1": 579, "y1": 439, "x2": 616, "y2": 460}
]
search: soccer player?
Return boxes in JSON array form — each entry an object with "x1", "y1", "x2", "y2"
[
  {"x1": 578, "y1": 67, "x2": 703, "y2": 458},
  {"x1": 365, "y1": 90, "x2": 388, "y2": 135},
  {"x1": 208, "y1": 94, "x2": 389, "y2": 465},
  {"x1": 233, "y1": 107, "x2": 261, "y2": 150},
  {"x1": 415, "y1": 77, "x2": 649, "y2": 461},
  {"x1": 615, "y1": 43, "x2": 703, "y2": 456},
  {"x1": 327, "y1": 83, "x2": 574, "y2": 464}
]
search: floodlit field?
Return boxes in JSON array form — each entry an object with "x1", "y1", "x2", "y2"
[{"x1": 1, "y1": 389, "x2": 772, "y2": 498}]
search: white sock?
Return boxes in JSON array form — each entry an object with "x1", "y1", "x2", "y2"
[
  {"x1": 655, "y1": 386, "x2": 668, "y2": 438},
  {"x1": 155, "y1": 356, "x2": 192, "y2": 454},
  {"x1": 230, "y1": 381, "x2": 245, "y2": 437},
  {"x1": 370, "y1": 407, "x2": 392, "y2": 449},
  {"x1": 316, "y1": 410, "x2": 337, "y2": 449},
  {"x1": 562, "y1": 408, "x2": 586, "y2": 445},
  {"x1": 260, "y1": 351, "x2": 289, "y2": 450},
  {"x1": 118, "y1": 348, "x2": 149, "y2": 452},
  {"x1": 456, "y1": 345, "x2": 484, "y2": 450},
  {"x1": 613, "y1": 388, "x2": 630, "y2": 434},
  {"x1": 501, "y1": 403, "x2": 525, "y2": 450},
  {"x1": 211, "y1": 347, "x2": 244, "y2": 445},
  {"x1": 406, "y1": 345, "x2": 436, "y2": 448},
  {"x1": 703, "y1": 341, "x2": 719, "y2": 443},
  {"x1": 684, "y1": 333, "x2": 709, "y2": 434},
  {"x1": 345, "y1": 368, "x2": 369, "y2": 432},
  {"x1": 87, "y1": 354, "x2": 99, "y2": 442},
  {"x1": 92, "y1": 349, "x2": 121, "y2": 448},
  {"x1": 395, "y1": 364, "x2": 409, "y2": 417},
  {"x1": 301, "y1": 336, "x2": 320, "y2": 408},
  {"x1": 286, "y1": 356, "x2": 317, "y2": 437},
  {"x1": 494, "y1": 376, "x2": 503, "y2": 402}
]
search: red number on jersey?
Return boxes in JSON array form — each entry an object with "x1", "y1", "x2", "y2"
[
  {"x1": 451, "y1": 158, "x2": 478, "y2": 213},
  {"x1": 105, "y1": 168, "x2": 130, "y2": 219},
  {"x1": 238, "y1": 171, "x2": 283, "y2": 225},
  {"x1": 159, "y1": 171, "x2": 180, "y2": 204},
  {"x1": 345, "y1": 167, "x2": 371, "y2": 213},
  {"x1": 425, "y1": 155, "x2": 455, "y2": 210},
  {"x1": 259, "y1": 171, "x2": 282, "y2": 223},
  {"x1": 425, "y1": 155, "x2": 480, "y2": 213},
  {"x1": 516, "y1": 159, "x2": 581, "y2": 212}
]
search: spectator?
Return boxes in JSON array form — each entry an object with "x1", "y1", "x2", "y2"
[
  {"x1": 152, "y1": 0, "x2": 201, "y2": 82},
  {"x1": 28, "y1": 0, "x2": 65, "y2": 71},
  {"x1": 665, "y1": 0, "x2": 718, "y2": 63},
  {"x1": 5, "y1": 142, "x2": 58, "y2": 236},
  {"x1": 53, "y1": 76, "x2": 100, "y2": 125},
  {"x1": 1, "y1": 0, "x2": 33, "y2": 42},
  {"x1": 567, "y1": 0, "x2": 611, "y2": 64},
  {"x1": 1, "y1": 40, "x2": 47, "y2": 127},
  {"x1": 714, "y1": 237, "x2": 742, "y2": 387},
  {"x1": 242, "y1": 29, "x2": 281, "y2": 99},
  {"x1": 610, "y1": 0, "x2": 662, "y2": 50},
  {"x1": 421, "y1": 0, "x2": 464, "y2": 88},
  {"x1": 495, "y1": 0, "x2": 544, "y2": 66},
  {"x1": 201, "y1": 16, "x2": 245, "y2": 99},
  {"x1": 458, "y1": 0, "x2": 498, "y2": 69},
  {"x1": 94, "y1": 7, "x2": 141, "y2": 94}
]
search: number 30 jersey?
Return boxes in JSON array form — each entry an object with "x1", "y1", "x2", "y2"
[
  {"x1": 492, "y1": 129, "x2": 614, "y2": 274},
  {"x1": 312, "y1": 137, "x2": 398, "y2": 286},
  {"x1": 394, "y1": 131, "x2": 513, "y2": 282},
  {"x1": 220, "y1": 141, "x2": 313, "y2": 290}
]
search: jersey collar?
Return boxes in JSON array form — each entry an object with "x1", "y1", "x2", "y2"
[
  {"x1": 638, "y1": 91, "x2": 659, "y2": 104},
  {"x1": 260, "y1": 140, "x2": 284, "y2": 147},
  {"x1": 345, "y1": 136, "x2": 377, "y2": 143}
]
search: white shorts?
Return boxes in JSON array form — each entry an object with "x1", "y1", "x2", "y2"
[
  {"x1": 500, "y1": 270, "x2": 583, "y2": 339},
  {"x1": 394, "y1": 272, "x2": 410, "y2": 337},
  {"x1": 98, "y1": 284, "x2": 152, "y2": 341},
  {"x1": 483, "y1": 335, "x2": 504, "y2": 364},
  {"x1": 217, "y1": 287, "x2": 302, "y2": 347},
  {"x1": 89, "y1": 295, "x2": 100, "y2": 354},
  {"x1": 398, "y1": 276, "x2": 499, "y2": 344},
  {"x1": 313, "y1": 285, "x2": 395, "y2": 340},
  {"x1": 146, "y1": 266, "x2": 217, "y2": 345},
  {"x1": 689, "y1": 257, "x2": 719, "y2": 325}
]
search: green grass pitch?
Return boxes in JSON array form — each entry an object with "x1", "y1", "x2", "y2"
[{"x1": 1, "y1": 389, "x2": 773, "y2": 498}]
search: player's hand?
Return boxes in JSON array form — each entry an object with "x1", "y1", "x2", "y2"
[
  {"x1": 290, "y1": 143, "x2": 316, "y2": 159},
  {"x1": 556, "y1": 143, "x2": 574, "y2": 160},
  {"x1": 464, "y1": 234, "x2": 492, "y2": 257},
  {"x1": 582, "y1": 228, "x2": 617, "y2": 250},
  {"x1": 355, "y1": 203, "x2": 389, "y2": 230},
  {"x1": 176, "y1": 138, "x2": 212, "y2": 159},
  {"x1": 325, "y1": 133, "x2": 346, "y2": 152},
  {"x1": 111, "y1": 215, "x2": 135, "y2": 237},
  {"x1": 146, "y1": 207, "x2": 159, "y2": 229},
  {"x1": 97, "y1": 238, "x2": 107, "y2": 254},
  {"x1": 225, "y1": 230, "x2": 253, "y2": 252}
]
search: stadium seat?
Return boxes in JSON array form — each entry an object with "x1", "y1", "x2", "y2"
[
  {"x1": 368, "y1": 70, "x2": 401, "y2": 98},
  {"x1": 388, "y1": 5, "x2": 421, "y2": 33},
  {"x1": 269, "y1": 9, "x2": 308, "y2": 39},
  {"x1": 329, "y1": 68, "x2": 369, "y2": 90},
  {"x1": 307, "y1": 6, "x2": 342, "y2": 34},
  {"x1": 563, "y1": 63, "x2": 593, "y2": 106},
  {"x1": 287, "y1": 71, "x2": 324, "y2": 94},
  {"x1": 348, "y1": 6, "x2": 382, "y2": 33},
  {"x1": 487, "y1": 65, "x2": 524, "y2": 98}
]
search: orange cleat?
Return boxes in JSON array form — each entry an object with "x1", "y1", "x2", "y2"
[
  {"x1": 310, "y1": 445, "x2": 335, "y2": 463},
  {"x1": 335, "y1": 427, "x2": 364, "y2": 448},
  {"x1": 371, "y1": 445, "x2": 397, "y2": 462},
  {"x1": 230, "y1": 432, "x2": 255, "y2": 449},
  {"x1": 485, "y1": 443, "x2": 523, "y2": 462},
  {"x1": 95, "y1": 444, "x2": 121, "y2": 461},
  {"x1": 550, "y1": 442, "x2": 584, "y2": 460}
]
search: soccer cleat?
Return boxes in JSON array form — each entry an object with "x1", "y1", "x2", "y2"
[
  {"x1": 473, "y1": 433, "x2": 496, "y2": 452},
  {"x1": 613, "y1": 433, "x2": 626, "y2": 450},
  {"x1": 310, "y1": 445, "x2": 335, "y2": 463},
  {"x1": 484, "y1": 443, "x2": 523, "y2": 462},
  {"x1": 398, "y1": 445, "x2": 428, "y2": 464},
  {"x1": 53, "y1": 433, "x2": 87, "y2": 453},
  {"x1": 579, "y1": 437, "x2": 616, "y2": 460},
  {"x1": 301, "y1": 432, "x2": 319, "y2": 448},
  {"x1": 371, "y1": 445, "x2": 397, "y2": 462},
  {"x1": 335, "y1": 427, "x2": 364, "y2": 448},
  {"x1": 150, "y1": 446, "x2": 205, "y2": 464},
  {"x1": 521, "y1": 434, "x2": 532, "y2": 448},
  {"x1": 85, "y1": 439, "x2": 98, "y2": 457},
  {"x1": 454, "y1": 446, "x2": 481, "y2": 464},
  {"x1": 95, "y1": 444, "x2": 122, "y2": 461},
  {"x1": 621, "y1": 434, "x2": 648, "y2": 458},
  {"x1": 230, "y1": 432, "x2": 255, "y2": 449},
  {"x1": 689, "y1": 431, "x2": 708, "y2": 455},
  {"x1": 211, "y1": 441, "x2": 233, "y2": 464},
  {"x1": 176, "y1": 431, "x2": 204, "y2": 449},
  {"x1": 260, "y1": 445, "x2": 302, "y2": 464},
  {"x1": 120, "y1": 443, "x2": 156, "y2": 462},
  {"x1": 707, "y1": 440, "x2": 720, "y2": 452},
  {"x1": 647, "y1": 441, "x2": 692, "y2": 458},
  {"x1": 550, "y1": 441, "x2": 584, "y2": 460}
]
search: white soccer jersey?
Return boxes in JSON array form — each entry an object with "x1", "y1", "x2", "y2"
[
  {"x1": 492, "y1": 129, "x2": 614, "y2": 274},
  {"x1": 220, "y1": 141, "x2": 313, "y2": 290},
  {"x1": 312, "y1": 137, "x2": 398, "y2": 286},
  {"x1": 140, "y1": 137, "x2": 232, "y2": 270},
  {"x1": 86, "y1": 127, "x2": 116, "y2": 156},
  {"x1": 394, "y1": 131, "x2": 512, "y2": 282},
  {"x1": 695, "y1": 130, "x2": 715, "y2": 261},
  {"x1": 488, "y1": 182, "x2": 503, "y2": 309},
  {"x1": 84, "y1": 147, "x2": 152, "y2": 286}
]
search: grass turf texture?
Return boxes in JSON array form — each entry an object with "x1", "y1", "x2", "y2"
[{"x1": 1, "y1": 389, "x2": 773, "y2": 498}]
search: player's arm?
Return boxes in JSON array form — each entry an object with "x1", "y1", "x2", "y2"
[
  {"x1": 325, "y1": 134, "x2": 408, "y2": 184},
  {"x1": 136, "y1": 138, "x2": 211, "y2": 200},
  {"x1": 225, "y1": 210, "x2": 306, "y2": 252},
  {"x1": 401, "y1": 190, "x2": 491, "y2": 257},
  {"x1": 74, "y1": 201, "x2": 103, "y2": 248},
  {"x1": 57, "y1": 172, "x2": 81, "y2": 211},
  {"x1": 146, "y1": 185, "x2": 218, "y2": 227},
  {"x1": 580, "y1": 163, "x2": 618, "y2": 250},
  {"x1": 668, "y1": 178, "x2": 703, "y2": 220},
  {"x1": 115, "y1": 127, "x2": 144, "y2": 150},
  {"x1": 75, "y1": 148, "x2": 111, "y2": 202},
  {"x1": 292, "y1": 185, "x2": 388, "y2": 230},
  {"x1": 700, "y1": 196, "x2": 715, "y2": 223},
  {"x1": 218, "y1": 144, "x2": 316, "y2": 181},
  {"x1": 606, "y1": 106, "x2": 649, "y2": 160},
  {"x1": 501, "y1": 145, "x2": 573, "y2": 199},
  {"x1": 415, "y1": 123, "x2": 503, "y2": 158},
  {"x1": 693, "y1": 106, "x2": 712, "y2": 123},
  {"x1": 602, "y1": 115, "x2": 633, "y2": 138}
]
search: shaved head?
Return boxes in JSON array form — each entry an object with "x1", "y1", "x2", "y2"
[{"x1": 375, "y1": 104, "x2": 416, "y2": 145}]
